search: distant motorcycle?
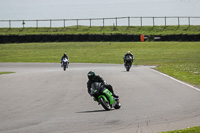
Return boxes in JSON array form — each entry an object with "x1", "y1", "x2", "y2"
[
  {"x1": 62, "y1": 57, "x2": 69, "y2": 71},
  {"x1": 124, "y1": 55, "x2": 133, "y2": 71},
  {"x1": 89, "y1": 82, "x2": 121, "y2": 111}
]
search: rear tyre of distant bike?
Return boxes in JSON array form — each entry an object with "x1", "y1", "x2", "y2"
[
  {"x1": 126, "y1": 63, "x2": 131, "y2": 71},
  {"x1": 126, "y1": 65, "x2": 130, "y2": 71},
  {"x1": 126, "y1": 67, "x2": 130, "y2": 71}
]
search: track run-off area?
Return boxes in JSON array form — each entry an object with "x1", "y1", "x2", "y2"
[{"x1": 0, "y1": 63, "x2": 200, "y2": 133}]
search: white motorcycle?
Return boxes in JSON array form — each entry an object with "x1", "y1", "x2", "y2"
[{"x1": 62, "y1": 58, "x2": 69, "y2": 71}]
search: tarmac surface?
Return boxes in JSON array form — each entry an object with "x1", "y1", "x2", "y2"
[{"x1": 0, "y1": 63, "x2": 200, "y2": 133}]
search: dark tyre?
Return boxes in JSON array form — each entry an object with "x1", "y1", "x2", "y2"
[
  {"x1": 126, "y1": 65, "x2": 130, "y2": 71},
  {"x1": 126, "y1": 63, "x2": 131, "y2": 71},
  {"x1": 99, "y1": 97, "x2": 111, "y2": 111},
  {"x1": 126, "y1": 67, "x2": 130, "y2": 71},
  {"x1": 114, "y1": 101, "x2": 121, "y2": 109},
  {"x1": 63, "y1": 65, "x2": 66, "y2": 71}
]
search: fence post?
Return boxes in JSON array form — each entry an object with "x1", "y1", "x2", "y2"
[
  {"x1": 90, "y1": 19, "x2": 91, "y2": 28},
  {"x1": 128, "y1": 17, "x2": 130, "y2": 27},
  {"x1": 178, "y1": 17, "x2": 180, "y2": 27},
  {"x1": 116, "y1": 17, "x2": 117, "y2": 27},
  {"x1": 64, "y1": 19, "x2": 65, "y2": 28},
  {"x1": 50, "y1": 19, "x2": 52, "y2": 28},
  {"x1": 36, "y1": 20, "x2": 38, "y2": 29},
  {"x1": 140, "y1": 17, "x2": 142, "y2": 27},
  {"x1": 153, "y1": 17, "x2": 155, "y2": 27},
  {"x1": 103, "y1": 18, "x2": 104, "y2": 27},
  {"x1": 188, "y1": 17, "x2": 190, "y2": 27},
  {"x1": 22, "y1": 20, "x2": 25, "y2": 29},
  {"x1": 77, "y1": 19, "x2": 78, "y2": 29},
  {"x1": 165, "y1": 17, "x2": 167, "y2": 27},
  {"x1": 9, "y1": 20, "x2": 11, "y2": 29}
]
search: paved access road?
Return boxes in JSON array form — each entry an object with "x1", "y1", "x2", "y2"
[{"x1": 0, "y1": 63, "x2": 200, "y2": 133}]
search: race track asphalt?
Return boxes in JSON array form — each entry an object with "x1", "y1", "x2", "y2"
[{"x1": 0, "y1": 63, "x2": 200, "y2": 133}]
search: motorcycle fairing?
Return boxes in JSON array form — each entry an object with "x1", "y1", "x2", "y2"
[{"x1": 102, "y1": 88, "x2": 115, "y2": 105}]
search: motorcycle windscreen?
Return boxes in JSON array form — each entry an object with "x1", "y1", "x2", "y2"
[
  {"x1": 90, "y1": 82, "x2": 102, "y2": 96},
  {"x1": 126, "y1": 56, "x2": 133, "y2": 61},
  {"x1": 63, "y1": 58, "x2": 68, "y2": 62}
]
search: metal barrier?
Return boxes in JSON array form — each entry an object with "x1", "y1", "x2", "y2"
[{"x1": 0, "y1": 16, "x2": 199, "y2": 28}]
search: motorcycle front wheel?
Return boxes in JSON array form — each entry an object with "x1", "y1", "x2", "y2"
[
  {"x1": 99, "y1": 97, "x2": 111, "y2": 111},
  {"x1": 63, "y1": 65, "x2": 66, "y2": 71}
]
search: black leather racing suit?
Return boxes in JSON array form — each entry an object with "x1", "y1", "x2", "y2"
[
  {"x1": 61, "y1": 55, "x2": 69, "y2": 63},
  {"x1": 123, "y1": 53, "x2": 134, "y2": 63},
  {"x1": 87, "y1": 75, "x2": 115, "y2": 96}
]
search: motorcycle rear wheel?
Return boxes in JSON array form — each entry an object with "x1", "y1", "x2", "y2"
[
  {"x1": 114, "y1": 101, "x2": 121, "y2": 109},
  {"x1": 125, "y1": 65, "x2": 130, "y2": 71},
  {"x1": 126, "y1": 67, "x2": 130, "y2": 71}
]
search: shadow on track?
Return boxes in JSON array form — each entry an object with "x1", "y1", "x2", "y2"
[{"x1": 76, "y1": 110, "x2": 107, "y2": 113}]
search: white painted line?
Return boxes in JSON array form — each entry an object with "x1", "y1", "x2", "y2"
[{"x1": 150, "y1": 69, "x2": 200, "y2": 92}]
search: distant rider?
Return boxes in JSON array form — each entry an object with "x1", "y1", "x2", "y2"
[
  {"x1": 87, "y1": 71, "x2": 119, "y2": 98},
  {"x1": 61, "y1": 53, "x2": 69, "y2": 66},
  {"x1": 123, "y1": 51, "x2": 134, "y2": 63}
]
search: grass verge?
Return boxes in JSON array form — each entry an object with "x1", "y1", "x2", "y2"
[
  {"x1": 0, "y1": 72, "x2": 15, "y2": 75},
  {"x1": 0, "y1": 25, "x2": 200, "y2": 35},
  {"x1": 160, "y1": 126, "x2": 200, "y2": 133},
  {"x1": 0, "y1": 42, "x2": 199, "y2": 85}
]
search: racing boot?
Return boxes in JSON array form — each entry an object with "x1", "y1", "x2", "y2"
[{"x1": 112, "y1": 93, "x2": 119, "y2": 98}]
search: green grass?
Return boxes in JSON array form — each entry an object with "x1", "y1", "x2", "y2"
[
  {"x1": 0, "y1": 25, "x2": 200, "y2": 35},
  {"x1": 0, "y1": 42, "x2": 200, "y2": 85},
  {"x1": 160, "y1": 126, "x2": 200, "y2": 133},
  {"x1": 0, "y1": 72, "x2": 15, "y2": 75}
]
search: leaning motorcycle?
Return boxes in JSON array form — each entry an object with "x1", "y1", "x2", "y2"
[
  {"x1": 124, "y1": 56, "x2": 133, "y2": 71},
  {"x1": 89, "y1": 82, "x2": 121, "y2": 111},
  {"x1": 62, "y1": 57, "x2": 69, "y2": 71}
]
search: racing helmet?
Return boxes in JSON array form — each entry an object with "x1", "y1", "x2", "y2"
[
  {"x1": 64, "y1": 53, "x2": 67, "y2": 57},
  {"x1": 127, "y1": 51, "x2": 131, "y2": 54},
  {"x1": 88, "y1": 71, "x2": 95, "y2": 80}
]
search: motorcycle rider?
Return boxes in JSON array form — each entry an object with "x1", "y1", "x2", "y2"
[
  {"x1": 123, "y1": 51, "x2": 134, "y2": 63},
  {"x1": 87, "y1": 71, "x2": 119, "y2": 98},
  {"x1": 61, "y1": 53, "x2": 69, "y2": 66}
]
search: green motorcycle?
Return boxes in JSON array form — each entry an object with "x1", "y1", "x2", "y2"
[{"x1": 89, "y1": 82, "x2": 121, "y2": 111}]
